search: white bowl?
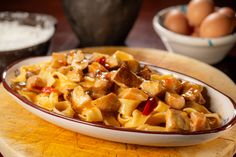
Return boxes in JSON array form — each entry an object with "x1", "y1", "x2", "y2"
[
  {"x1": 153, "y1": 5, "x2": 236, "y2": 64},
  {"x1": 2, "y1": 56, "x2": 236, "y2": 146}
]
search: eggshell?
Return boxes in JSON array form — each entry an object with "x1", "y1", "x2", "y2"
[
  {"x1": 187, "y1": 0, "x2": 214, "y2": 26},
  {"x1": 200, "y1": 12, "x2": 233, "y2": 38},
  {"x1": 164, "y1": 9, "x2": 191, "y2": 35},
  {"x1": 191, "y1": 26, "x2": 200, "y2": 37},
  {"x1": 218, "y1": 7, "x2": 235, "y2": 19}
]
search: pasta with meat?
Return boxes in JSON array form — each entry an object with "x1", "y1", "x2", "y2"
[{"x1": 11, "y1": 50, "x2": 221, "y2": 132}]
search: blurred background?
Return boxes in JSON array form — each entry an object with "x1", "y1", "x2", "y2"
[{"x1": 0, "y1": 0, "x2": 236, "y2": 82}]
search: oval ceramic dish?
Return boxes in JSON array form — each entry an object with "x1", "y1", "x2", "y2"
[{"x1": 2, "y1": 56, "x2": 236, "y2": 146}]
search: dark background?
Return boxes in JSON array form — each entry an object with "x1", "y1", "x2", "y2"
[
  {"x1": 0, "y1": 0, "x2": 236, "y2": 156},
  {"x1": 0, "y1": 0, "x2": 235, "y2": 83}
]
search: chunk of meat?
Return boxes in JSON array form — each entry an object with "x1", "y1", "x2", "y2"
[
  {"x1": 138, "y1": 65, "x2": 152, "y2": 80},
  {"x1": 92, "y1": 93, "x2": 121, "y2": 112},
  {"x1": 111, "y1": 65, "x2": 142, "y2": 88},
  {"x1": 26, "y1": 75, "x2": 45, "y2": 92},
  {"x1": 181, "y1": 82, "x2": 206, "y2": 104},
  {"x1": 165, "y1": 92, "x2": 185, "y2": 110},
  {"x1": 67, "y1": 69, "x2": 83, "y2": 82},
  {"x1": 123, "y1": 60, "x2": 140, "y2": 73},
  {"x1": 51, "y1": 53, "x2": 67, "y2": 68},
  {"x1": 71, "y1": 86, "x2": 92, "y2": 112},
  {"x1": 166, "y1": 109, "x2": 190, "y2": 131},
  {"x1": 88, "y1": 62, "x2": 108, "y2": 77},
  {"x1": 67, "y1": 50, "x2": 84, "y2": 65},
  {"x1": 91, "y1": 79, "x2": 112, "y2": 99},
  {"x1": 118, "y1": 88, "x2": 148, "y2": 101},
  {"x1": 140, "y1": 80, "x2": 165, "y2": 97},
  {"x1": 106, "y1": 56, "x2": 119, "y2": 69},
  {"x1": 190, "y1": 112, "x2": 210, "y2": 131},
  {"x1": 161, "y1": 75, "x2": 182, "y2": 93},
  {"x1": 113, "y1": 50, "x2": 134, "y2": 62}
]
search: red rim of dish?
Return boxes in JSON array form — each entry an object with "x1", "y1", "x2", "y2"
[{"x1": 2, "y1": 56, "x2": 236, "y2": 135}]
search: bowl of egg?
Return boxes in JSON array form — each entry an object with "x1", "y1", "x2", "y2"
[
  {"x1": 0, "y1": 12, "x2": 57, "y2": 76},
  {"x1": 153, "y1": 0, "x2": 236, "y2": 64}
]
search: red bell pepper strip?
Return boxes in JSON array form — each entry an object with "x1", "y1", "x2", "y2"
[
  {"x1": 41, "y1": 87, "x2": 58, "y2": 94},
  {"x1": 96, "y1": 57, "x2": 110, "y2": 69},
  {"x1": 142, "y1": 97, "x2": 157, "y2": 115}
]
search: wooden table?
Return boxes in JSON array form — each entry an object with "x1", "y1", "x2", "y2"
[{"x1": 0, "y1": 0, "x2": 236, "y2": 157}]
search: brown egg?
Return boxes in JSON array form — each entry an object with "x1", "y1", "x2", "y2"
[
  {"x1": 191, "y1": 26, "x2": 200, "y2": 37},
  {"x1": 164, "y1": 9, "x2": 191, "y2": 35},
  {"x1": 218, "y1": 7, "x2": 235, "y2": 19},
  {"x1": 187, "y1": 0, "x2": 214, "y2": 26},
  {"x1": 200, "y1": 12, "x2": 233, "y2": 38}
]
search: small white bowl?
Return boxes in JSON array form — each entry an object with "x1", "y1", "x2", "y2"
[
  {"x1": 2, "y1": 56, "x2": 236, "y2": 146},
  {"x1": 153, "y1": 5, "x2": 236, "y2": 64}
]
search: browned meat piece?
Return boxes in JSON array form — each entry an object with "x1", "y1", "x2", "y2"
[
  {"x1": 166, "y1": 109, "x2": 190, "y2": 131},
  {"x1": 181, "y1": 82, "x2": 206, "y2": 104},
  {"x1": 160, "y1": 76, "x2": 182, "y2": 93},
  {"x1": 111, "y1": 65, "x2": 142, "y2": 88},
  {"x1": 190, "y1": 112, "x2": 210, "y2": 131},
  {"x1": 91, "y1": 79, "x2": 113, "y2": 99},
  {"x1": 67, "y1": 50, "x2": 85, "y2": 65},
  {"x1": 71, "y1": 86, "x2": 92, "y2": 112},
  {"x1": 26, "y1": 75, "x2": 45, "y2": 92},
  {"x1": 138, "y1": 65, "x2": 152, "y2": 80},
  {"x1": 67, "y1": 69, "x2": 83, "y2": 82},
  {"x1": 88, "y1": 62, "x2": 108, "y2": 77},
  {"x1": 106, "y1": 56, "x2": 119, "y2": 69},
  {"x1": 92, "y1": 93, "x2": 121, "y2": 112},
  {"x1": 123, "y1": 60, "x2": 140, "y2": 73},
  {"x1": 165, "y1": 92, "x2": 185, "y2": 109},
  {"x1": 51, "y1": 53, "x2": 67, "y2": 68},
  {"x1": 118, "y1": 88, "x2": 148, "y2": 101},
  {"x1": 140, "y1": 80, "x2": 165, "y2": 97}
]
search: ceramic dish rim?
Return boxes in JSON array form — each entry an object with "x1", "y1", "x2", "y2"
[{"x1": 2, "y1": 56, "x2": 236, "y2": 135}]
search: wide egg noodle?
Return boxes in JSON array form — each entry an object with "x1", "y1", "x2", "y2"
[
  {"x1": 124, "y1": 110, "x2": 149, "y2": 128},
  {"x1": 118, "y1": 98, "x2": 140, "y2": 117},
  {"x1": 35, "y1": 93, "x2": 55, "y2": 111},
  {"x1": 52, "y1": 72, "x2": 78, "y2": 93},
  {"x1": 79, "y1": 105, "x2": 103, "y2": 122},
  {"x1": 53, "y1": 101, "x2": 75, "y2": 118}
]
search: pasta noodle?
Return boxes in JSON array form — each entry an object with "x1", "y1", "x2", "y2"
[{"x1": 11, "y1": 50, "x2": 221, "y2": 132}]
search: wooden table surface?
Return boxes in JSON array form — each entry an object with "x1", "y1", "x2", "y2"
[
  {"x1": 0, "y1": 0, "x2": 236, "y2": 156},
  {"x1": 1, "y1": 47, "x2": 236, "y2": 157}
]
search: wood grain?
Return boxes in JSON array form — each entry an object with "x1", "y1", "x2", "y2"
[{"x1": 0, "y1": 47, "x2": 236, "y2": 157}]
